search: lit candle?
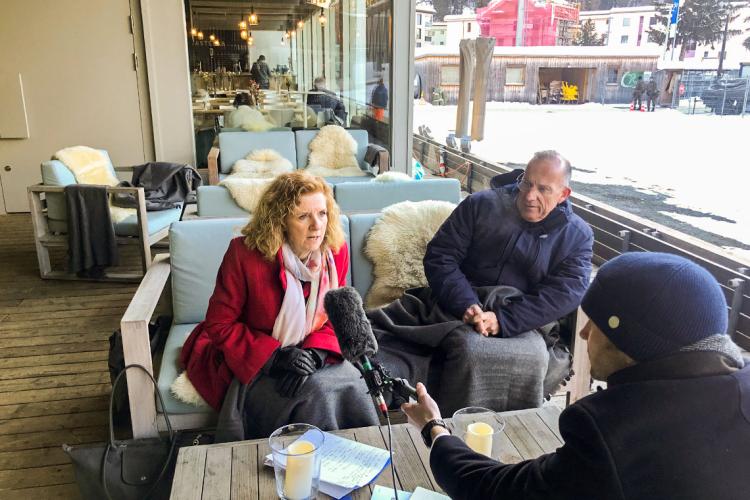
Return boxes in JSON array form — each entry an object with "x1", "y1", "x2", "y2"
[
  {"x1": 465, "y1": 422, "x2": 493, "y2": 457},
  {"x1": 283, "y1": 440, "x2": 315, "y2": 500}
]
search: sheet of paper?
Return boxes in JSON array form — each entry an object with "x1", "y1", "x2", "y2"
[
  {"x1": 371, "y1": 485, "x2": 413, "y2": 500},
  {"x1": 265, "y1": 430, "x2": 391, "y2": 499},
  {"x1": 410, "y1": 487, "x2": 450, "y2": 500}
]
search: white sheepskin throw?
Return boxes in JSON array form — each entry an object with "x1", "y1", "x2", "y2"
[
  {"x1": 231, "y1": 149, "x2": 293, "y2": 178},
  {"x1": 364, "y1": 200, "x2": 457, "y2": 309},
  {"x1": 306, "y1": 125, "x2": 360, "y2": 170},
  {"x1": 373, "y1": 172, "x2": 412, "y2": 182},
  {"x1": 170, "y1": 372, "x2": 210, "y2": 407},
  {"x1": 226, "y1": 105, "x2": 275, "y2": 132},
  {"x1": 220, "y1": 177, "x2": 274, "y2": 213}
]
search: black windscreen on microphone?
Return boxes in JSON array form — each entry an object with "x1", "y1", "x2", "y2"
[{"x1": 323, "y1": 287, "x2": 378, "y2": 364}]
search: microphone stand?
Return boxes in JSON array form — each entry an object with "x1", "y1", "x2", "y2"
[{"x1": 353, "y1": 356, "x2": 418, "y2": 500}]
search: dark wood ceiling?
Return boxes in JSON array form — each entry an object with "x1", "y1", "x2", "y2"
[{"x1": 188, "y1": 0, "x2": 327, "y2": 32}]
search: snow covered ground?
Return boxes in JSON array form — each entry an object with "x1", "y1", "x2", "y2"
[{"x1": 413, "y1": 101, "x2": 750, "y2": 262}]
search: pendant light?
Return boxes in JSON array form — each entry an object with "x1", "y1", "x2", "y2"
[
  {"x1": 240, "y1": 29, "x2": 248, "y2": 40},
  {"x1": 297, "y1": 19, "x2": 305, "y2": 29},
  {"x1": 318, "y1": 8, "x2": 327, "y2": 25},
  {"x1": 248, "y1": 6, "x2": 259, "y2": 26}
]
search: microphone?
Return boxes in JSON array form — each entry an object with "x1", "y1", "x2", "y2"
[{"x1": 324, "y1": 287, "x2": 417, "y2": 415}]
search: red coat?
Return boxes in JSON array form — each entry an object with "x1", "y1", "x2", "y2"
[{"x1": 180, "y1": 237, "x2": 348, "y2": 410}]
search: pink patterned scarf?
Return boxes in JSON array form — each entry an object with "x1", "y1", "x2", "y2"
[{"x1": 272, "y1": 243, "x2": 338, "y2": 347}]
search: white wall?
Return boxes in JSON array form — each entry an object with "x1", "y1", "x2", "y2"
[
  {"x1": 247, "y1": 31, "x2": 291, "y2": 70},
  {"x1": 445, "y1": 16, "x2": 478, "y2": 50}
]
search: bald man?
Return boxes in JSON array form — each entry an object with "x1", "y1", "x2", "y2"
[{"x1": 424, "y1": 150, "x2": 593, "y2": 338}]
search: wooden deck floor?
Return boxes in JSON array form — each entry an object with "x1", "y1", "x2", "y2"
[{"x1": 0, "y1": 213, "x2": 142, "y2": 499}]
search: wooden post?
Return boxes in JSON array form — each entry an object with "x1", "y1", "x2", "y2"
[
  {"x1": 618, "y1": 229, "x2": 631, "y2": 253},
  {"x1": 27, "y1": 187, "x2": 52, "y2": 278},
  {"x1": 727, "y1": 278, "x2": 746, "y2": 341},
  {"x1": 135, "y1": 187, "x2": 151, "y2": 274},
  {"x1": 568, "y1": 307, "x2": 592, "y2": 405}
]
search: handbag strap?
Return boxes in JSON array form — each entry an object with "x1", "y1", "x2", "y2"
[
  {"x1": 103, "y1": 363, "x2": 178, "y2": 500},
  {"x1": 109, "y1": 363, "x2": 174, "y2": 446}
]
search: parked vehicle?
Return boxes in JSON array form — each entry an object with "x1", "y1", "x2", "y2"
[{"x1": 701, "y1": 78, "x2": 748, "y2": 115}]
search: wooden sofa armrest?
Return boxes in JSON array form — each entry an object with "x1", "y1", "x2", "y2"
[
  {"x1": 120, "y1": 253, "x2": 172, "y2": 438},
  {"x1": 207, "y1": 147, "x2": 220, "y2": 185}
]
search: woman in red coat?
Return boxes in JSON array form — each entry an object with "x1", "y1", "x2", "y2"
[{"x1": 177, "y1": 171, "x2": 378, "y2": 438}]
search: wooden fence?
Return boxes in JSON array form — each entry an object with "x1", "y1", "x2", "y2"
[{"x1": 413, "y1": 133, "x2": 750, "y2": 350}]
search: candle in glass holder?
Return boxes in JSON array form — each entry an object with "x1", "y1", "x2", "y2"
[
  {"x1": 283, "y1": 440, "x2": 315, "y2": 500},
  {"x1": 465, "y1": 422, "x2": 493, "y2": 457}
]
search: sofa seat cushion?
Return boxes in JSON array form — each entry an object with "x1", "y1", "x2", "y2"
[
  {"x1": 157, "y1": 323, "x2": 214, "y2": 415},
  {"x1": 46, "y1": 204, "x2": 183, "y2": 237},
  {"x1": 197, "y1": 186, "x2": 248, "y2": 217},
  {"x1": 218, "y1": 131, "x2": 297, "y2": 174}
]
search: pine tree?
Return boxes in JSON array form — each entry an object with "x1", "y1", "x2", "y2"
[
  {"x1": 648, "y1": 0, "x2": 743, "y2": 60},
  {"x1": 573, "y1": 20, "x2": 605, "y2": 46}
]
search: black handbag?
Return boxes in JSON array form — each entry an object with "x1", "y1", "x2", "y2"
[{"x1": 63, "y1": 364, "x2": 179, "y2": 500}]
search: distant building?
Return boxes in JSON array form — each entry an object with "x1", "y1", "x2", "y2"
[
  {"x1": 415, "y1": 45, "x2": 660, "y2": 105},
  {"x1": 477, "y1": 0, "x2": 579, "y2": 47},
  {"x1": 444, "y1": 11, "x2": 479, "y2": 50},
  {"x1": 416, "y1": 2, "x2": 436, "y2": 48},
  {"x1": 426, "y1": 21, "x2": 447, "y2": 46},
  {"x1": 580, "y1": 6, "x2": 659, "y2": 48}
]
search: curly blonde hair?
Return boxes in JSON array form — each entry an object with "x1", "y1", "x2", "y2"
[{"x1": 242, "y1": 171, "x2": 345, "y2": 260}]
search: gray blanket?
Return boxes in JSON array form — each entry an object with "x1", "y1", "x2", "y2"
[
  {"x1": 64, "y1": 184, "x2": 118, "y2": 277},
  {"x1": 216, "y1": 360, "x2": 380, "y2": 441},
  {"x1": 368, "y1": 286, "x2": 571, "y2": 415}
]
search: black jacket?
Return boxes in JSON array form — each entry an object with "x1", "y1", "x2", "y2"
[
  {"x1": 423, "y1": 174, "x2": 593, "y2": 336},
  {"x1": 430, "y1": 352, "x2": 750, "y2": 500},
  {"x1": 307, "y1": 89, "x2": 347, "y2": 122}
]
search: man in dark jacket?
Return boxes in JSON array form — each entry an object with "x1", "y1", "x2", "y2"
[
  {"x1": 403, "y1": 252, "x2": 750, "y2": 500},
  {"x1": 633, "y1": 76, "x2": 646, "y2": 111},
  {"x1": 646, "y1": 77, "x2": 659, "y2": 112},
  {"x1": 424, "y1": 150, "x2": 593, "y2": 338},
  {"x1": 307, "y1": 76, "x2": 347, "y2": 124},
  {"x1": 250, "y1": 55, "x2": 271, "y2": 89}
]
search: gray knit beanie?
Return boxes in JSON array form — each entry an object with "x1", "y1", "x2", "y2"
[{"x1": 581, "y1": 252, "x2": 743, "y2": 366}]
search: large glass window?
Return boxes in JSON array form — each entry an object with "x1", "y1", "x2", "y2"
[{"x1": 186, "y1": 0, "x2": 393, "y2": 167}]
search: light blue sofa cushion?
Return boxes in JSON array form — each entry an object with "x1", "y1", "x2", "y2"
[
  {"x1": 157, "y1": 322, "x2": 213, "y2": 415},
  {"x1": 114, "y1": 205, "x2": 183, "y2": 237},
  {"x1": 47, "y1": 204, "x2": 183, "y2": 237},
  {"x1": 348, "y1": 213, "x2": 382, "y2": 299},
  {"x1": 41, "y1": 150, "x2": 116, "y2": 221},
  {"x1": 294, "y1": 129, "x2": 369, "y2": 169},
  {"x1": 170, "y1": 216, "x2": 350, "y2": 324},
  {"x1": 335, "y1": 178, "x2": 461, "y2": 213},
  {"x1": 197, "y1": 186, "x2": 249, "y2": 218},
  {"x1": 218, "y1": 131, "x2": 297, "y2": 174},
  {"x1": 171, "y1": 218, "x2": 248, "y2": 324}
]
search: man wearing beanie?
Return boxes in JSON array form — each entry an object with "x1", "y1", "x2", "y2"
[{"x1": 402, "y1": 252, "x2": 750, "y2": 500}]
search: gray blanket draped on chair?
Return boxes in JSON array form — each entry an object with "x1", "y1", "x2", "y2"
[
  {"x1": 368, "y1": 286, "x2": 572, "y2": 415},
  {"x1": 64, "y1": 184, "x2": 118, "y2": 277}
]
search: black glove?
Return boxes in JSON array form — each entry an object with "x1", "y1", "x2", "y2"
[
  {"x1": 277, "y1": 372, "x2": 309, "y2": 398},
  {"x1": 270, "y1": 347, "x2": 317, "y2": 377},
  {"x1": 306, "y1": 348, "x2": 327, "y2": 370}
]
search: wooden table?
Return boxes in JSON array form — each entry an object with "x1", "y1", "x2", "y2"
[{"x1": 170, "y1": 406, "x2": 562, "y2": 500}]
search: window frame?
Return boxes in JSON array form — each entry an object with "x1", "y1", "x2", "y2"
[
  {"x1": 505, "y1": 66, "x2": 525, "y2": 86},
  {"x1": 440, "y1": 64, "x2": 460, "y2": 86}
]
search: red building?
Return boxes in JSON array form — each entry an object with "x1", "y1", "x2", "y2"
[{"x1": 477, "y1": 0, "x2": 579, "y2": 46}]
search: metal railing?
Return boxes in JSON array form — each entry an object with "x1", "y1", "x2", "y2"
[{"x1": 413, "y1": 133, "x2": 750, "y2": 349}]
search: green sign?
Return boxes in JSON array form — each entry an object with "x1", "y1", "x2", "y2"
[{"x1": 620, "y1": 71, "x2": 645, "y2": 88}]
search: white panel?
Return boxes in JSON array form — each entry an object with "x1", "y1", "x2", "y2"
[
  {"x1": 391, "y1": 0, "x2": 415, "y2": 174},
  {"x1": 0, "y1": 73, "x2": 29, "y2": 139}
]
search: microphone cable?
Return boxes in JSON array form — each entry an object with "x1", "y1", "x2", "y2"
[{"x1": 385, "y1": 411, "x2": 400, "y2": 500}]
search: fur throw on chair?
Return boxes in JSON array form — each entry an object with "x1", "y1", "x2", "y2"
[
  {"x1": 170, "y1": 372, "x2": 210, "y2": 407},
  {"x1": 226, "y1": 105, "x2": 275, "y2": 132},
  {"x1": 372, "y1": 171, "x2": 412, "y2": 182},
  {"x1": 219, "y1": 177, "x2": 274, "y2": 213},
  {"x1": 364, "y1": 200, "x2": 456, "y2": 309},
  {"x1": 306, "y1": 125, "x2": 361, "y2": 171},
  {"x1": 231, "y1": 149, "x2": 293, "y2": 178}
]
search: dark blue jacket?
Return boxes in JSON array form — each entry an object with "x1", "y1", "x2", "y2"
[
  {"x1": 430, "y1": 352, "x2": 750, "y2": 500},
  {"x1": 423, "y1": 180, "x2": 593, "y2": 336}
]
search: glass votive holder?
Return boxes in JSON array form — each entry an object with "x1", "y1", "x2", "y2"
[
  {"x1": 269, "y1": 423, "x2": 325, "y2": 500},
  {"x1": 451, "y1": 407, "x2": 505, "y2": 458}
]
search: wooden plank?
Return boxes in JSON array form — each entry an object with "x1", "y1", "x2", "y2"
[
  {"x1": 0, "y1": 409, "x2": 108, "y2": 435},
  {"x1": 517, "y1": 411, "x2": 563, "y2": 452},
  {"x1": 404, "y1": 425, "x2": 443, "y2": 492},
  {"x1": 256, "y1": 438, "x2": 277, "y2": 500},
  {"x1": 202, "y1": 445, "x2": 232, "y2": 500},
  {"x1": 1, "y1": 340, "x2": 110, "y2": 359},
  {"x1": 0, "y1": 360, "x2": 108, "y2": 381},
  {"x1": 0, "y1": 332, "x2": 112, "y2": 349},
  {"x1": 0, "y1": 383, "x2": 110, "y2": 405},
  {"x1": 0, "y1": 395, "x2": 109, "y2": 420},
  {"x1": 352, "y1": 425, "x2": 400, "y2": 491},
  {"x1": 0, "y1": 315, "x2": 122, "y2": 334},
  {"x1": 536, "y1": 406, "x2": 563, "y2": 442},
  {"x1": 0, "y1": 446, "x2": 71, "y2": 471},
  {"x1": 503, "y1": 415, "x2": 545, "y2": 460},
  {"x1": 230, "y1": 444, "x2": 259, "y2": 500},
  {"x1": 0, "y1": 463, "x2": 74, "y2": 489},
  {"x1": 0, "y1": 351, "x2": 107, "y2": 370},
  {"x1": 171, "y1": 446, "x2": 207, "y2": 500},
  {"x1": 1, "y1": 483, "x2": 80, "y2": 499},
  {"x1": 0, "y1": 426, "x2": 107, "y2": 452},
  {"x1": 1, "y1": 305, "x2": 128, "y2": 322},
  {"x1": 379, "y1": 425, "x2": 433, "y2": 492}
]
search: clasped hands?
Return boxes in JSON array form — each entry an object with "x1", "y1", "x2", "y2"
[
  {"x1": 270, "y1": 346, "x2": 325, "y2": 397},
  {"x1": 463, "y1": 304, "x2": 500, "y2": 337}
]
